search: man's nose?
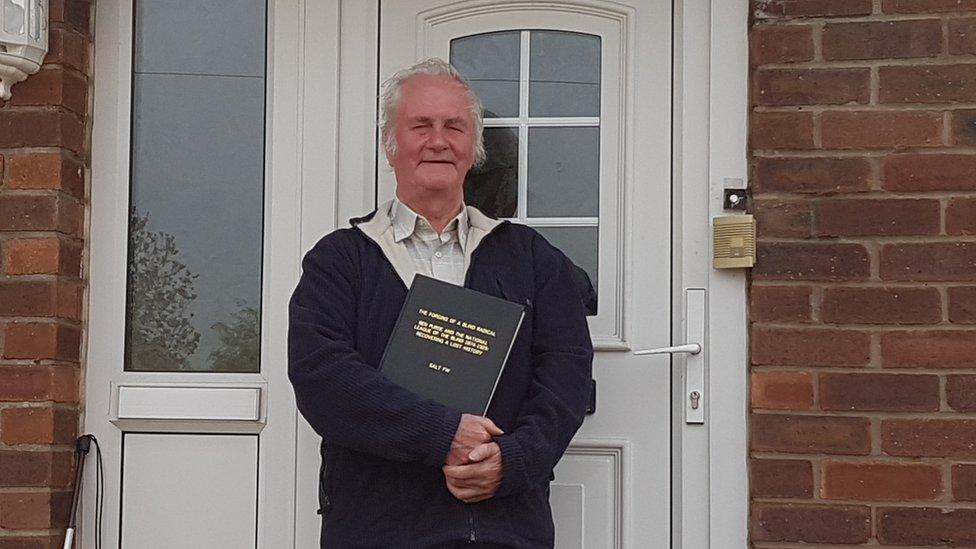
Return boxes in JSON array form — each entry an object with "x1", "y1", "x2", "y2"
[{"x1": 426, "y1": 126, "x2": 449, "y2": 149}]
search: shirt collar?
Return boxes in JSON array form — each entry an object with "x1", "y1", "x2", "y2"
[{"x1": 390, "y1": 197, "x2": 469, "y2": 250}]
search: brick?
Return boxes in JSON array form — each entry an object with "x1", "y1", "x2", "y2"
[
  {"x1": 951, "y1": 109, "x2": 976, "y2": 146},
  {"x1": 947, "y1": 198, "x2": 976, "y2": 235},
  {"x1": 751, "y1": 459, "x2": 813, "y2": 498},
  {"x1": 751, "y1": 503, "x2": 871, "y2": 544},
  {"x1": 49, "y1": 0, "x2": 91, "y2": 35},
  {"x1": 884, "y1": 153, "x2": 976, "y2": 191},
  {"x1": 949, "y1": 287, "x2": 976, "y2": 323},
  {"x1": 953, "y1": 464, "x2": 976, "y2": 501},
  {"x1": 881, "y1": 243, "x2": 976, "y2": 281},
  {"x1": 815, "y1": 198, "x2": 940, "y2": 237},
  {"x1": 821, "y1": 287, "x2": 942, "y2": 324},
  {"x1": 0, "y1": 110, "x2": 85, "y2": 156},
  {"x1": 0, "y1": 491, "x2": 71, "y2": 530},
  {"x1": 0, "y1": 194, "x2": 82, "y2": 235},
  {"x1": 0, "y1": 366, "x2": 78, "y2": 403},
  {"x1": 3, "y1": 238, "x2": 83, "y2": 276},
  {"x1": 881, "y1": 64, "x2": 976, "y2": 104},
  {"x1": 0, "y1": 281, "x2": 81, "y2": 318},
  {"x1": 751, "y1": 111, "x2": 815, "y2": 150},
  {"x1": 752, "y1": 414, "x2": 871, "y2": 455},
  {"x1": 884, "y1": 0, "x2": 976, "y2": 13},
  {"x1": 0, "y1": 536, "x2": 62, "y2": 549},
  {"x1": 823, "y1": 461, "x2": 942, "y2": 501},
  {"x1": 6, "y1": 153, "x2": 85, "y2": 198},
  {"x1": 751, "y1": 25, "x2": 815, "y2": 65},
  {"x1": 884, "y1": 419, "x2": 976, "y2": 457},
  {"x1": 751, "y1": 371, "x2": 814, "y2": 410},
  {"x1": 754, "y1": 200, "x2": 812, "y2": 238},
  {"x1": 1, "y1": 407, "x2": 77, "y2": 445},
  {"x1": 753, "y1": 156, "x2": 872, "y2": 194},
  {"x1": 754, "y1": 242, "x2": 870, "y2": 281},
  {"x1": 752, "y1": 327, "x2": 871, "y2": 367},
  {"x1": 754, "y1": 69, "x2": 870, "y2": 106},
  {"x1": 756, "y1": 0, "x2": 874, "y2": 18},
  {"x1": 947, "y1": 375, "x2": 976, "y2": 411},
  {"x1": 823, "y1": 20, "x2": 942, "y2": 61},
  {"x1": 821, "y1": 110, "x2": 943, "y2": 149},
  {"x1": 9, "y1": 67, "x2": 88, "y2": 117},
  {"x1": 949, "y1": 18, "x2": 976, "y2": 55},
  {"x1": 45, "y1": 27, "x2": 89, "y2": 74},
  {"x1": 883, "y1": 330, "x2": 976, "y2": 368},
  {"x1": 750, "y1": 285, "x2": 812, "y2": 323},
  {"x1": 820, "y1": 373, "x2": 940, "y2": 411},
  {"x1": 0, "y1": 450, "x2": 73, "y2": 487},
  {"x1": 879, "y1": 507, "x2": 976, "y2": 546},
  {"x1": 3, "y1": 323, "x2": 81, "y2": 361}
]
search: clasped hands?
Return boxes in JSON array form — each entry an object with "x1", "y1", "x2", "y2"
[{"x1": 443, "y1": 413, "x2": 504, "y2": 503}]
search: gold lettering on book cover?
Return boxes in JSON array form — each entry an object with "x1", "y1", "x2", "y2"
[{"x1": 415, "y1": 309, "x2": 495, "y2": 356}]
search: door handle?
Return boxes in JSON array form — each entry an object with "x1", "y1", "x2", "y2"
[
  {"x1": 632, "y1": 289, "x2": 707, "y2": 424},
  {"x1": 633, "y1": 343, "x2": 702, "y2": 356}
]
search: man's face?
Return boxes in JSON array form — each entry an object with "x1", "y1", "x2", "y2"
[{"x1": 388, "y1": 75, "x2": 476, "y2": 196}]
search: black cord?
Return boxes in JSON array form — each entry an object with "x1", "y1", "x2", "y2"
[{"x1": 92, "y1": 435, "x2": 103, "y2": 549}]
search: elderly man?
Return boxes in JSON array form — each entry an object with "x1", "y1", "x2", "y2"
[{"x1": 288, "y1": 59, "x2": 593, "y2": 548}]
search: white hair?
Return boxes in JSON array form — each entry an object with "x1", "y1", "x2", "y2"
[{"x1": 379, "y1": 58, "x2": 487, "y2": 168}]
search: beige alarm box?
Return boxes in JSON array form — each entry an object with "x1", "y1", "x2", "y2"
[{"x1": 713, "y1": 214, "x2": 756, "y2": 269}]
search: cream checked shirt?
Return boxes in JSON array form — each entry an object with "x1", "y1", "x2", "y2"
[{"x1": 389, "y1": 197, "x2": 469, "y2": 286}]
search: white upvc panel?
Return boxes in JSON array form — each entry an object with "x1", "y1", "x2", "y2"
[
  {"x1": 116, "y1": 385, "x2": 262, "y2": 421},
  {"x1": 120, "y1": 434, "x2": 258, "y2": 549}
]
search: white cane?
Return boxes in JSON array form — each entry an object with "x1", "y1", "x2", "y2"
[{"x1": 64, "y1": 435, "x2": 95, "y2": 549}]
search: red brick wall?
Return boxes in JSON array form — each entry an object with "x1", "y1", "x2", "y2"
[
  {"x1": 750, "y1": 0, "x2": 976, "y2": 546},
  {"x1": 0, "y1": 1, "x2": 91, "y2": 546}
]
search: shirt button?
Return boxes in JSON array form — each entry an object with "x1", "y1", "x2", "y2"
[{"x1": 434, "y1": 252, "x2": 443, "y2": 258}]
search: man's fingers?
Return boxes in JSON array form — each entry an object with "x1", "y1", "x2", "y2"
[
  {"x1": 443, "y1": 463, "x2": 479, "y2": 480},
  {"x1": 480, "y1": 417, "x2": 504, "y2": 436},
  {"x1": 467, "y1": 442, "x2": 499, "y2": 463}
]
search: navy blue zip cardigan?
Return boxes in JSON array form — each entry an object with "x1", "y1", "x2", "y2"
[{"x1": 288, "y1": 209, "x2": 593, "y2": 548}]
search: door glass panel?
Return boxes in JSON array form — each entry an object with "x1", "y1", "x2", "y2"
[
  {"x1": 464, "y1": 127, "x2": 519, "y2": 218},
  {"x1": 527, "y1": 127, "x2": 600, "y2": 217},
  {"x1": 534, "y1": 226, "x2": 599, "y2": 291},
  {"x1": 450, "y1": 30, "x2": 600, "y2": 310},
  {"x1": 126, "y1": 0, "x2": 266, "y2": 372},
  {"x1": 450, "y1": 31, "x2": 521, "y2": 118},
  {"x1": 529, "y1": 31, "x2": 601, "y2": 117}
]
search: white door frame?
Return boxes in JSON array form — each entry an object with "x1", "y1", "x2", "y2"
[
  {"x1": 85, "y1": 0, "x2": 748, "y2": 546},
  {"x1": 296, "y1": 0, "x2": 750, "y2": 547}
]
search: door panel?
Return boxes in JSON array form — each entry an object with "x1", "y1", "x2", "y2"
[{"x1": 379, "y1": 1, "x2": 673, "y2": 546}]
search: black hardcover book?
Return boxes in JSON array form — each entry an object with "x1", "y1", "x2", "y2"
[{"x1": 379, "y1": 275, "x2": 526, "y2": 415}]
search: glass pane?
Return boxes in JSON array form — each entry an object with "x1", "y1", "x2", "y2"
[
  {"x1": 527, "y1": 127, "x2": 599, "y2": 217},
  {"x1": 529, "y1": 31, "x2": 601, "y2": 117},
  {"x1": 3, "y1": 0, "x2": 26, "y2": 35},
  {"x1": 126, "y1": 5, "x2": 266, "y2": 373},
  {"x1": 533, "y1": 227, "x2": 599, "y2": 315},
  {"x1": 134, "y1": 0, "x2": 266, "y2": 77},
  {"x1": 451, "y1": 32, "x2": 521, "y2": 118},
  {"x1": 465, "y1": 127, "x2": 519, "y2": 218}
]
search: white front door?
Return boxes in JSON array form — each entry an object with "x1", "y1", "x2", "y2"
[
  {"x1": 378, "y1": 3, "x2": 673, "y2": 546},
  {"x1": 305, "y1": 1, "x2": 674, "y2": 546}
]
